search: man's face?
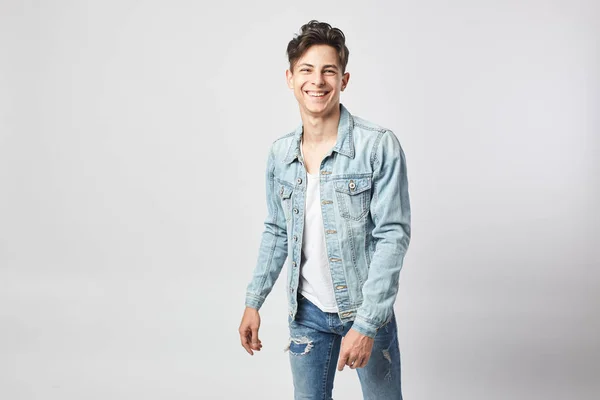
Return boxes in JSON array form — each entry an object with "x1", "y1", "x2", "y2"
[{"x1": 286, "y1": 44, "x2": 350, "y2": 118}]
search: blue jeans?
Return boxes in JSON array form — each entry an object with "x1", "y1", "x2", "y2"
[{"x1": 287, "y1": 294, "x2": 403, "y2": 399}]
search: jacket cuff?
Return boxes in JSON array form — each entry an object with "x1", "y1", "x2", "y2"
[
  {"x1": 245, "y1": 293, "x2": 265, "y2": 310},
  {"x1": 350, "y1": 315, "x2": 382, "y2": 338}
]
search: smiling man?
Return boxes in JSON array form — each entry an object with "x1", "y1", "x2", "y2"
[{"x1": 239, "y1": 20, "x2": 411, "y2": 399}]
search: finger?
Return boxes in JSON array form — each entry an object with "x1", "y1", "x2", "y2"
[
  {"x1": 239, "y1": 330, "x2": 254, "y2": 355},
  {"x1": 350, "y1": 357, "x2": 363, "y2": 369},
  {"x1": 248, "y1": 331, "x2": 262, "y2": 352},
  {"x1": 251, "y1": 327, "x2": 261, "y2": 350},
  {"x1": 337, "y1": 352, "x2": 348, "y2": 371},
  {"x1": 346, "y1": 354, "x2": 356, "y2": 367},
  {"x1": 348, "y1": 357, "x2": 358, "y2": 369},
  {"x1": 358, "y1": 355, "x2": 370, "y2": 369},
  {"x1": 242, "y1": 333, "x2": 253, "y2": 355}
]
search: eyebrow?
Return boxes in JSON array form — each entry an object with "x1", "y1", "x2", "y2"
[{"x1": 297, "y1": 63, "x2": 339, "y2": 70}]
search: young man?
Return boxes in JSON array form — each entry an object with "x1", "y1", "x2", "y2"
[{"x1": 238, "y1": 20, "x2": 411, "y2": 399}]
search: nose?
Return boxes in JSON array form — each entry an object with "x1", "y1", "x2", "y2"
[{"x1": 312, "y1": 72, "x2": 325, "y2": 87}]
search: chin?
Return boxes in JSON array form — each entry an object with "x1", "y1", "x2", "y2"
[{"x1": 303, "y1": 102, "x2": 332, "y2": 115}]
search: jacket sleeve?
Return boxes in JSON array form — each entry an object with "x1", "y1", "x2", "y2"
[
  {"x1": 244, "y1": 144, "x2": 288, "y2": 310},
  {"x1": 351, "y1": 130, "x2": 411, "y2": 338}
]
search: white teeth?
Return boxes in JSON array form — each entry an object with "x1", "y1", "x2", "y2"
[{"x1": 307, "y1": 91, "x2": 327, "y2": 97}]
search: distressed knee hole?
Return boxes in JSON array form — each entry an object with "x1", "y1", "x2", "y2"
[
  {"x1": 382, "y1": 349, "x2": 392, "y2": 363},
  {"x1": 382, "y1": 349, "x2": 393, "y2": 381},
  {"x1": 283, "y1": 336, "x2": 313, "y2": 356}
]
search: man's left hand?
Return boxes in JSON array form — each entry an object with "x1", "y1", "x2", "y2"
[{"x1": 337, "y1": 328, "x2": 374, "y2": 371}]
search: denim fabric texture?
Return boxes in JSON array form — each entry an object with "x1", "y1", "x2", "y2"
[
  {"x1": 245, "y1": 103, "x2": 411, "y2": 338},
  {"x1": 287, "y1": 293, "x2": 403, "y2": 400}
]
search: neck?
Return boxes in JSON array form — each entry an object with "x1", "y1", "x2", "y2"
[{"x1": 299, "y1": 104, "x2": 341, "y2": 144}]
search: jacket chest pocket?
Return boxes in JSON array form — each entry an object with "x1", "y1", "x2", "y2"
[
  {"x1": 279, "y1": 184, "x2": 294, "y2": 221},
  {"x1": 334, "y1": 177, "x2": 372, "y2": 220}
]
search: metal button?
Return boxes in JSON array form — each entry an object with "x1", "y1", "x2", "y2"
[
  {"x1": 293, "y1": 235, "x2": 298, "y2": 242},
  {"x1": 296, "y1": 178, "x2": 302, "y2": 185},
  {"x1": 293, "y1": 208, "x2": 298, "y2": 214},
  {"x1": 290, "y1": 287, "x2": 294, "y2": 293},
  {"x1": 292, "y1": 261, "x2": 297, "y2": 268},
  {"x1": 349, "y1": 180, "x2": 356, "y2": 190},
  {"x1": 280, "y1": 187, "x2": 284, "y2": 195}
]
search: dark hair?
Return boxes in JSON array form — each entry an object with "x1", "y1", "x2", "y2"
[{"x1": 286, "y1": 20, "x2": 349, "y2": 73}]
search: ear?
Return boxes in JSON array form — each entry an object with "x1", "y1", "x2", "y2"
[
  {"x1": 285, "y1": 69, "x2": 294, "y2": 89},
  {"x1": 341, "y1": 72, "x2": 350, "y2": 91}
]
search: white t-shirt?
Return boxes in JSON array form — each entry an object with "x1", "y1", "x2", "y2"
[{"x1": 299, "y1": 145, "x2": 338, "y2": 313}]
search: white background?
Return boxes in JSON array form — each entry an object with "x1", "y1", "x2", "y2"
[{"x1": 1, "y1": 0, "x2": 598, "y2": 399}]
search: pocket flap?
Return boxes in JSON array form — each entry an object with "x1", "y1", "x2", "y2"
[
  {"x1": 279, "y1": 184, "x2": 293, "y2": 199},
  {"x1": 334, "y1": 177, "x2": 372, "y2": 195}
]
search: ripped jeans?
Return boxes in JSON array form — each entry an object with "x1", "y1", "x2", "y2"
[{"x1": 286, "y1": 294, "x2": 403, "y2": 400}]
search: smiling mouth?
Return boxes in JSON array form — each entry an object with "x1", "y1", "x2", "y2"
[{"x1": 305, "y1": 90, "x2": 330, "y2": 97}]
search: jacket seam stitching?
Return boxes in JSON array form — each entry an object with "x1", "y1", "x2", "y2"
[
  {"x1": 257, "y1": 148, "x2": 279, "y2": 295},
  {"x1": 369, "y1": 131, "x2": 385, "y2": 225},
  {"x1": 353, "y1": 121, "x2": 388, "y2": 133}
]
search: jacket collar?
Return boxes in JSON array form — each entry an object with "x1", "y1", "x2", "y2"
[{"x1": 283, "y1": 103, "x2": 355, "y2": 165}]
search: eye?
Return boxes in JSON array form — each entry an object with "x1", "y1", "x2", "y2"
[
  {"x1": 300, "y1": 68, "x2": 310, "y2": 72},
  {"x1": 324, "y1": 70, "x2": 336, "y2": 74}
]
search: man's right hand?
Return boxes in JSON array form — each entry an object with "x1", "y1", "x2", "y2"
[{"x1": 238, "y1": 306, "x2": 263, "y2": 355}]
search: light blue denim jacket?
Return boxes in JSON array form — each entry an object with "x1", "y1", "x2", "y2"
[{"x1": 245, "y1": 104, "x2": 411, "y2": 338}]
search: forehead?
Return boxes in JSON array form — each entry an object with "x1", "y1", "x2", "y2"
[{"x1": 296, "y1": 44, "x2": 340, "y2": 67}]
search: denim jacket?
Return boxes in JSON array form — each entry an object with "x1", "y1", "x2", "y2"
[{"x1": 245, "y1": 104, "x2": 411, "y2": 338}]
